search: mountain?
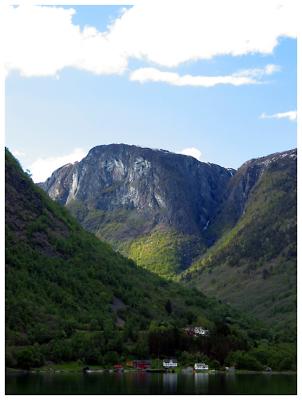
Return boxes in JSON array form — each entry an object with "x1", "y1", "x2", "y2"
[
  {"x1": 40, "y1": 145, "x2": 297, "y2": 340},
  {"x1": 6, "y1": 148, "x2": 297, "y2": 371},
  {"x1": 6, "y1": 148, "x2": 271, "y2": 370},
  {"x1": 182, "y1": 149, "x2": 297, "y2": 340},
  {"x1": 40, "y1": 144, "x2": 234, "y2": 278}
]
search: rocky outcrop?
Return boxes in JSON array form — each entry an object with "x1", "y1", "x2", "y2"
[
  {"x1": 40, "y1": 145, "x2": 296, "y2": 279},
  {"x1": 206, "y1": 148, "x2": 297, "y2": 238},
  {"x1": 40, "y1": 144, "x2": 233, "y2": 236}
]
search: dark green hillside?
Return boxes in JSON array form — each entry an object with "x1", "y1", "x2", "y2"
[
  {"x1": 6, "y1": 148, "x2": 278, "y2": 370},
  {"x1": 183, "y1": 150, "x2": 297, "y2": 341}
]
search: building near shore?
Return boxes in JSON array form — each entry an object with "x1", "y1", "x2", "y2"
[
  {"x1": 163, "y1": 359, "x2": 178, "y2": 368},
  {"x1": 194, "y1": 363, "x2": 209, "y2": 371},
  {"x1": 133, "y1": 360, "x2": 152, "y2": 370}
]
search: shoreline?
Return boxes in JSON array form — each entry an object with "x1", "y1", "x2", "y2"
[{"x1": 6, "y1": 367, "x2": 297, "y2": 376}]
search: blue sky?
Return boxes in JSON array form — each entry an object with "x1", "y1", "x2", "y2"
[{"x1": 4, "y1": 4, "x2": 297, "y2": 181}]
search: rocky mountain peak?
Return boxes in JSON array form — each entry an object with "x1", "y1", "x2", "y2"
[
  {"x1": 40, "y1": 144, "x2": 233, "y2": 236},
  {"x1": 39, "y1": 145, "x2": 296, "y2": 278}
]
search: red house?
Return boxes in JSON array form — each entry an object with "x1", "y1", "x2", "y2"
[{"x1": 133, "y1": 360, "x2": 151, "y2": 370}]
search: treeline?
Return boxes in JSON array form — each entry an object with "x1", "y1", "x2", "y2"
[{"x1": 6, "y1": 320, "x2": 296, "y2": 371}]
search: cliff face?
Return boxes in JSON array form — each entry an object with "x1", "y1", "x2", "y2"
[
  {"x1": 40, "y1": 144, "x2": 233, "y2": 236},
  {"x1": 40, "y1": 144, "x2": 235, "y2": 276},
  {"x1": 40, "y1": 145, "x2": 296, "y2": 286}
]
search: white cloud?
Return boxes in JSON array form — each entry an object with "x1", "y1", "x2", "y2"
[
  {"x1": 1, "y1": 5, "x2": 127, "y2": 77},
  {"x1": 29, "y1": 148, "x2": 86, "y2": 182},
  {"x1": 108, "y1": 0, "x2": 297, "y2": 66},
  {"x1": 179, "y1": 147, "x2": 202, "y2": 161},
  {"x1": 0, "y1": 1, "x2": 298, "y2": 77},
  {"x1": 12, "y1": 149, "x2": 26, "y2": 158},
  {"x1": 260, "y1": 110, "x2": 297, "y2": 121},
  {"x1": 130, "y1": 64, "x2": 280, "y2": 87},
  {"x1": 233, "y1": 64, "x2": 281, "y2": 78}
]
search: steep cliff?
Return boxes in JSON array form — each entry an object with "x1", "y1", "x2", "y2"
[{"x1": 40, "y1": 144, "x2": 233, "y2": 277}]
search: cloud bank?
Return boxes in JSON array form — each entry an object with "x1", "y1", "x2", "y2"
[
  {"x1": 1, "y1": 1, "x2": 298, "y2": 77},
  {"x1": 29, "y1": 148, "x2": 87, "y2": 182},
  {"x1": 130, "y1": 64, "x2": 280, "y2": 87},
  {"x1": 260, "y1": 110, "x2": 297, "y2": 121},
  {"x1": 1, "y1": 5, "x2": 127, "y2": 77}
]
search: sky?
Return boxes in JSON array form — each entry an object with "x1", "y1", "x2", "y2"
[{"x1": 3, "y1": 2, "x2": 297, "y2": 182}]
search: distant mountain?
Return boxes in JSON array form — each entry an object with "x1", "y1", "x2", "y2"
[
  {"x1": 6, "y1": 148, "x2": 272, "y2": 369},
  {"x1": 40, "y1": 145, "x2": 297, "y2": 339},
  {"x1": 182, "y1": 149, "x2": 297, "y2": 340},
  {"x1": 40, "y1": 144, "x2": 233, "y2": 277}
]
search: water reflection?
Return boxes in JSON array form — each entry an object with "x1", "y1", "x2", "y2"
[
  {"x1": 6, "y1": 371, "x2": 296, "y2": 395},
  {"x1": 163, "y1": 373, "x2": 177, "y2": 393},
  {"x1": 194, "y1": 372, "x2": 209, "y2": 394}
]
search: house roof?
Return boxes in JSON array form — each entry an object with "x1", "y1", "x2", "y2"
[{"x1": 134, "y1": 360, "x2": 151, "y2": 362}]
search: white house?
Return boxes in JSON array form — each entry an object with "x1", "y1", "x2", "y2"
[
  {"x1": 194, "y1": 363, "x2": 209, "y2": 371},
  {"x1": 194, "y1": 327, "x2": 209, "y2": 336},
  {"x1": 163, "y1": 359, "x2": 178, "y2": 368},
  {"x1": 184, "y1": 326, "x2": 209, "y2": 337}
]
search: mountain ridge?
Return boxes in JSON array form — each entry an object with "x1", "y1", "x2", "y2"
[
  {"x1": 40, "y1": 143, "x2": 234, "y2": 276},
  {"x1": 40, "y1": 143, "x2": 234, "y2": 234},
  {"x1": 39, "y1": 144, "x2": 297, "y2": 338},
  {"x1": 40, "y1": 144, "x2": 296, "y2": 278}
]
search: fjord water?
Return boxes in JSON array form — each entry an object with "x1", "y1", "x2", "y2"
[{"x1": 6, "y1": 372, "x2": 296, "y2": 395}]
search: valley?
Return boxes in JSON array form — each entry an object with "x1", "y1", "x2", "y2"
[{"x1": 40, "y1": 144, "x2": 297, "y2": 340}]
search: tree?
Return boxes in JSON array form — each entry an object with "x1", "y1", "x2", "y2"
[
  {"x1": 227, "y1": 351, "x2": 263, "y2": 371},
  {"x1": 25, "y1": 169, "x2": 32, "y2": 178},
  {"x1": 103, "y1": 351, "x2": 118, "y2": 366},
  {"x1": 165, "y1": 300, "x2": 172, "y2": 315},
  {"x1": 16, "y1": 345, "x2": 44, "y2": 369},
  {"x1": 210, "y1": 359, "x2": 220, "y2": 369}
]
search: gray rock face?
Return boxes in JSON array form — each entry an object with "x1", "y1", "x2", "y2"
[
  {"x1": 229, "y1": 148, "x2": 297, "y2": 215},
  {"x1": 40, "y1": 144, "x2": 234, "y2": 236},
  {"x1": 207, "y1": 148, "x2": 297, "y2": 239},
  {"x1": 39, "y1": 145, "x2": 296, "y2": 277}
]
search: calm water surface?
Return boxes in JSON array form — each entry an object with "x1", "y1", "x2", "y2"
[{"x1": 6, "y1": 371, "x2": 296, "y2": 395}]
